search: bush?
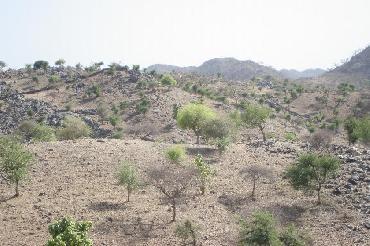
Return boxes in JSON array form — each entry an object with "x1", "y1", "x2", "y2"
[
  {"x1": 0, "y1": 137, "x2": 33, "y2": 196},
  {"x1": 136, "y1": 97, "x2": 150, "y2": 115},
  {"x1": 116, "y1": 161, "x2": 139, "y2": 202},
  {"x1": 161, "y1": 74, "x2": 177, "y2": 86},
  {"x1": 177, "y1": 103, "x2": 216, "y2": 144},
  {"x1": 165, "y1": 145, "x2": 186, "y2": 164},
  {"x1": 47, "y1": 217, "x2": 93, "y2": 246},
  {"x1": 239, "y1": 211, "x2": 281, "y2": 246},
  {"x1": 284, "y1": 132, "x2": 297, "y2": 142},
  {"x1": 57, "y1": 116, "x2": 91, "y2": 140},
  {"x1": 18, "y1": 121, "x2": 56, "y2": 142}
]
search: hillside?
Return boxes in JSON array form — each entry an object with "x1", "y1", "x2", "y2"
[{"x1": 0, "y1": 63, "x2": 369, "y2": 245}]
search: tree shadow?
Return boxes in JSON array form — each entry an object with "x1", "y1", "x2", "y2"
[
  {"x1": 94, "y1": 217, "x2": 168, "y2": 244},
  {"x1": 88, "y1": 201, "x2": 127, "y2": 212},
  {"x1": 186, "y1": 146, "x2": 218, "y2": 158},
  {"x1": 263, "y1": 204, "x2": 306, "y2": 226},
  {"x1": 218, "y1": 193, "x2": 253, "y2": 212}
]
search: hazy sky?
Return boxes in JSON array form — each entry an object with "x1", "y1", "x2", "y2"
[{"x1": 1, "y1": 0, "x2": 370, "y2": 70}]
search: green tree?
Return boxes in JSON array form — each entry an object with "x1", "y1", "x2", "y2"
[
  {"x1": 161, "y1": 74, "x2": 177, "y2": 87},
  {"x1": 285, "y1": 153, "x2": 340, "y2": 204},
  {"x1": 175, "y1": 220, "x2": 198, "y2": 246},
  {"x1": 239, "y1": 211, "x2": 282, "y2": 246},
  {"x1": 33, "y1": 60, "x2": 49, "y2": 70},
  {"x1": 236, "y1": 103, "x2": 271, "y2": 142},
  {"x1": 0, "y1": 137, "x2": 33, "y2": 197},
  {"x1": 116, "y1": 161, "x2": 139, "y2": 202},
  {"x1": 177, "y1": 103, "x2": 216, "y2": 144},
  {"x1": 47, "y1": 217, "x2": 93, "y2": 246}
]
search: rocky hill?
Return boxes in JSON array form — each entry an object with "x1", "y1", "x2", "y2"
[{"x1": 148, "y1": 58, "x2": 282, "y2": 81}]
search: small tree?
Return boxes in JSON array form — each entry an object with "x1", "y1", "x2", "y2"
[
  {"x1": 0, "y1": 137, "x2": 33, "y2": 197},
  {"x1": 165, "y1": 145, "x2": 186, "y2": 164},
  {"x1": 239, "y1": 211, "x2": 281, "y2": 246},
  {"x1": 47, "y1": 217, "x2": 93, "y2": 246},
  {"x1": 116, "y1": 161, "x2": 139, "y2": 202},
  {"x1": 161, "y1": 74, "x2": 177, "y2": 87},
  {"x1": 55, "y1": 59, "x2": 66, "y2": 67},
  {"x1": 194, "y1": 154, "x2": 213, "y2": 195},
  {"x1": 175, "y1": 220, "x2": 198, "y2": 246},
  {"x1": 285, "y1": 153, "x2": 340, "y2": 204},
  {"x1": 238, "y1": 103, "x2": 271, "y2": 142},
  {"x1": 240, "y1": 165, "x2": 274, "y2": 201},
  {"x1": 149, "y1": 165, "x2": 195, "y2": 222},
  {"x1": 177, "y1": 103, "x2": 216, "y2": 144}
]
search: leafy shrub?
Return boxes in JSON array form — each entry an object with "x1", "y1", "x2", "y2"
[
  {"x1": 47, "y1": 217, "x2": 93, "y2": 246},
  {"x1": 57, "y1": 116, "x2": 91, "y2": 140},
  {"x1": 161, "y1": 74, "x2": 177, "y2": 86},
  {"x1": 194, "y1": 154, "x2": 213, "y2": 195},
  {"x1": 0, "y1": 137, "x2": 33, "y2": 196},
  {"x1": 18, "y1": 121, "x2": 56, "y2": 142},
  {"x1": 175, "y1": 220, "x2": 198, "y2": 246},
  {"x1": 165, "y1": 145, "x2": 186, "y2": 164},
  {"x1": 239, "y1": 211, "x2": 281, "y2": 246}
]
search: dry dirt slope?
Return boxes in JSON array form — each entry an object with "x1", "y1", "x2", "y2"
[{"x1": 0, "y1": 139, "x2": 369, "y2": 245}]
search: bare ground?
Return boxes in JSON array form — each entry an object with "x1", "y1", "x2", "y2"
[{"x1": 0, "y1": 139, "x2": 369, "y2": 245}]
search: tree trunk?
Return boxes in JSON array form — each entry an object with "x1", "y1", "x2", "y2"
[
  {"x1": 15, "y1": 180, "x2": 19, "y2": 197},
  {"x1": 171, "y1": 199, "x2": 176, "y2": 222},
  {"x1": 259, "y1": 125, "x2": 266, "y2": 142},
  {"x1": 252, "y1": 179, "x2": 256, "y2": 200},
  {"x1": 127, "y1": 187, "x2": 131, "y2": 202}
]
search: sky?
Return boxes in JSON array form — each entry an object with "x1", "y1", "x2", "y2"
[{"x1": 1, "y1": 0, "x2": 370, "y2": 70}]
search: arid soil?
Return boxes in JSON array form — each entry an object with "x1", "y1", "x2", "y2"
[{"x1": 1, "y1": 139, "x2": 368, "y2": 245}]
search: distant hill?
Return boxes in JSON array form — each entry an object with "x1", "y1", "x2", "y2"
[
  {"x1": 327, "y1": 46, "x2": 370, "y2": 79},
  {"x1": 147, "y1": 58, "x2": 282, "y2": 81},
  {"x1": 279, "y1": 68, "x2": 326, "y2": 79}
]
